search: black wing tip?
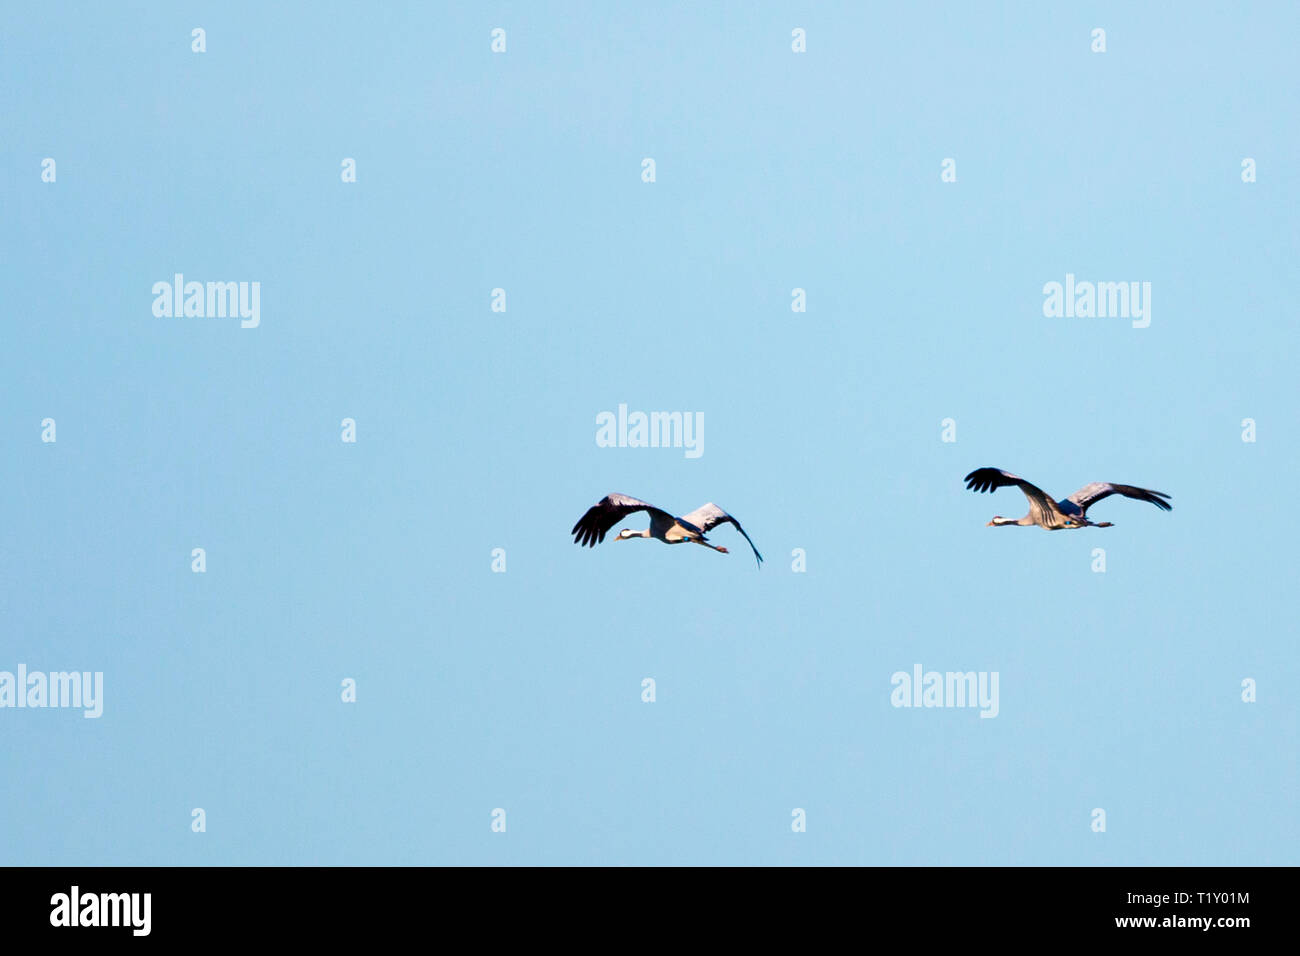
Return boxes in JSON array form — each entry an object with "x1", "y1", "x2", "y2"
[
  {"x1": 726, "y1": 518, "x2": 763, "y2": 567},
  {"x1": 572, "y1": 501, "x2": 610, "y2": 547},
  {"x1": 1146, "y1": 489, "x2": 1172, "y2": 508},
  {"x1": 572, "y1": 518, "x2": 603, "y2": 547},
  {"x1": 1120, "y1": 485, "x2": 1173, "y2": 511},
  {"x1": 964, "y1": 467, "x2": 1002, "y2": 492}
]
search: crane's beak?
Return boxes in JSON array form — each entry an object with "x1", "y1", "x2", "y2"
[{"x1": 986, "y1": 519, "x2": 996, "y2": 527}]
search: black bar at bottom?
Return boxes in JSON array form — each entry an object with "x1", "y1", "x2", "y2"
[{"x1": 0, "y1": 865, "x2": 1278, "y2": 941}]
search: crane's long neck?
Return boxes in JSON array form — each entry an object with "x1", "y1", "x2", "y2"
[{"x1": 991, "y1": 516, "x2": 1034, "y2": 526}]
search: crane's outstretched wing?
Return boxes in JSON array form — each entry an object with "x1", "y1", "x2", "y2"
[
  {"x1": 964, "y1": 467, "x2": 1062, "y2": 524},
  {"x1": 1061, "y1": 482, "x2": 1171, "y2": 517},
  {"x1": 571, "y1": 493, "x2": 672, "y2": 547},
  {"x1": 679, "y1": 503, "x2": 763, "y2": 566}
]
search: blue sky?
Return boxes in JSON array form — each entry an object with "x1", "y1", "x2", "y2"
[{"x1": 1, "y1": 2, "x2": 1296, "y2": 865}]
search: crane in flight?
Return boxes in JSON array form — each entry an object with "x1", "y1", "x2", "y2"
[
  {"x1": 964, "y1": 467, "x2": 1171, "y2": 530},
  {"x1": 571, "y1": 493, "x2": 763, "y2": 566}
]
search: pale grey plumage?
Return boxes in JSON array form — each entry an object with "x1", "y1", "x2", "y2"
[
  {"x1": 678, "y1": 503, "x2": 764, "y2": 565},
  {"x1": 1062, "y1": 482, "x2": 1172, "y2": 515}
]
